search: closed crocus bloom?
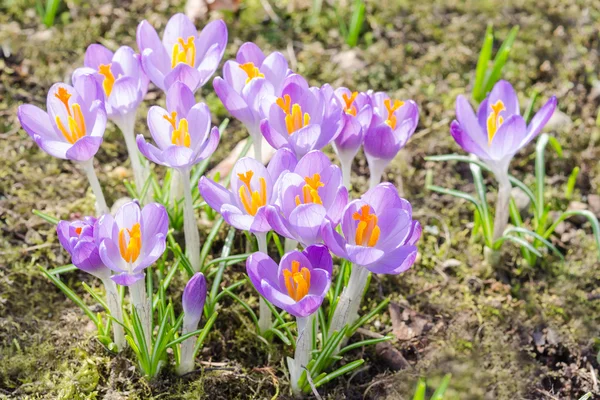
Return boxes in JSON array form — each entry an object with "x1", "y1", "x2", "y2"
[
  {"x1": 17, "y1": 75, "x2": 107, "y2": 162},
  {"x1": 267, "y1": 150, "x2": 348, "y2": 247},
  {"x1": 199, "y1": 154, "x2": 295, "y2": 233},
  {"x1": 364, "y1": 92, "x2": 419, "y2": 188},
  {"x1": 213, "y1": 42, "x2": 290, "y2": 143},
  {"x1": 322, "y1": 183, "x2": 420, "y2": 275},
  {"x1": 137, "y1": 82, "x2": 220, "y2": 170},
  {"x1": 324, "y1": 87, "x2": 372, "y2": 187},
  {"x1": 136, "y1": 13, "x2": 227, "y2": 93},
  {"x1": 247, "y1": 245, "x2": 332, "y2": 318},
  {"x1": 73, "y1": 45, "x2": 149, "y2": 122},
  {"x1": 260, "y1": 74, "x2": 344, "y2": 159},
  {"x1": 97, "y1": 201, "x2": 168, "y2": 286},
  {"x1": 450, "y1": 80, "x2": 557, "y2": 176},
  {"x1": 178, "y1": 272, "x2": 207, "y2": 375},
  {"x1": 57, "y1": 217, "x2": 109, "y2": 279}
]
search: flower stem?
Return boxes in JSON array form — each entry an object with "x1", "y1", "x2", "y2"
[
  {"x1": 130, "y1": 278, "x2": 151, "y2": 350},
  {"x1": 177, "y1": 319, "x2": 198, "y2": 375},
  {"x1": 366, "y1": 155, "x2": 386, "y2": 189},
  {"x1": 288, "y1": 314, "x2": 314, "y2": 394},
  {"x1": 253, "y1": 136, "x2": 263, "y2": 163},
  {"x1": 284, "y1": 238, "x2": 298, "y2": 252},
  {"x1": 492, "y1": 173, "x2": 512, "y2": 243},
  {"x1": 100, "y1": 277, "x2": 126, "y2": 351},
  {"x1": 180, "y1": 169, "x2": 201, "y2": 272},
  {"x1": 329, "y1": 264, "x2": 369, "y2": 336},
  {"x1": 114, "y1": 113, "x2": 150, "y2": 202},
  {"x1": 78, "y1": 159, "x2": 109, "y2": 215},
  {"x1": 255, "y1": 232, "x2": 272, "y2": 333}
]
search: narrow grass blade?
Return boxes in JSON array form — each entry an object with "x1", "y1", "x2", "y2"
[
  {"x1": 346, "y1": 0, "x2": 366, "y2": 47},
  {"x1": 33, "y1": 209, "x2": 59, "y2": 225},
  {"x1": 338, "y1": 335, "x2": 393, "y2": 355},
  {"x1": 431, "y1": 373, "x2": 452, "y2": 399},
  {"x1": 312, "y1": 359, "x2": 365, "y2": 388},
  {"x1": 483, "y1": 26, "x2": 519, "y2": 95},
  {"x1": 473, "y1": 24, "x2": 494, "y2": 102},
  {"x1": 504, "y1": 227, "x2": 564, "y2": 260},
  {"x1": 544, "y1": 210, "x2": 600, "y2": 259}
]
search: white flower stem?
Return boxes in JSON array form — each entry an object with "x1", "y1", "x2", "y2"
[
  {"x1": 333, "y1": 146, "x2": 355, "y2": 190},
  {"x1": 130, "y1": 279, "x2": 151, "y2": 350},
  {"x1": 367, "y1": 156, "x2": 386, "y2": 190},
  {"x1": 341, "y1": 160, "x2": 352, "y2": 190},
  {"x1": 78, "y1": 159, "x2": 109, "y2": 215},
  {"x1": 180, "y1": 169, "x2": 201, "y2": 272},
  {"x1": 288, "y1": 314, "x2": 314, "y2": 395},
  {"x1": 177, "y1": 320, "x2": 198, "y2": 375},
  {"x1": 284, "y1": 238, "x2": 298, "y2": 252},
  {"x1": 115, "y1": 114, "x2": 151, "y2": 202},
  {"x1": 329, "y1": 264, "x2": 369, "y2": 336},
  {"x1": 252, "y1": 135, "x2": 263, "y2": 163},
  {"x1": 100, "y1": 277, "x2": 126, "y2": 351},
  {"x1": 255, "y1": 232, "x2": 272, "y2": 333},
  {"x1": 492, "y1": 173, "x2": 512, "y2": 243}
]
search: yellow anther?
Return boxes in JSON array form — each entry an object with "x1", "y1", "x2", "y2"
[
  {"x1": 98, "y1": 64, "x2": 116, "y2": 97},
  {"x1": 294, "y1": 173, "x2": 324, "y2": 206},
  {"x1": 276, "y1": 94, "x2": 292, "y2": 115},
  {"x1": 383, "y1": 98, "x2": 405, "y2": 129},
  {"x1": 487, "y1": 100, "x2": 506, "y2": 146},
  {"x1": 352, "y1": 205, "x2": 380, "y2": 247},
  {"x1": 55, "y1": 87, "x2": 72, "y2": 116},
  {"x1": 342, "y1": 91, "x2": 358, "y2": 116},
  {"x1": 283, "y1": 260, "x2": 311, "y2": 301},
  {"x1": 55, "y1": 103, "x2": 86, "y2": 144},
  {"x1": 239, "y1": 62, "x2": 265, "y2": 84},
  {"x1": 171, "y1": 118, "x2": 191, "y2": 147},
  {"x1": 237, "y1": 171, "x2": 267, "y2": 216},
  {"x1": 284, "y1": 104, "x2": 311, "y2": 135},
  {"x1": 163, "y1": 111, "x2": 178, "y2": 129},
  {"x1": 118, "y1": 223, "x2": 142, "y2": 263},
  {"x1": 171, "y1": 36, "x2": 196, "y2": 69}
]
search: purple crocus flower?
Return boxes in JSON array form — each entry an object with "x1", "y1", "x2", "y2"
[
  {"x1": 214, "y1": 42, "x2": 290, "y2": 140},
  {"x1": 260, "y1": 74, "x2": 344, "y2": 159},
  {"x1": 364, "y1": 92, "x2": 419, "y2": 186},
  {"x1": 136, "y1": 82, "x2": 220, "y2": 170},
  {"x1": 17, "y1": 75, "x2": 107, "y2": 161},
  {"x1": 97, "y1": 201, "x2": 168, "y2": 286},
  {"x1": 450, "y1": 80, "x2": 557, "y2": 175},
  {"x1": 198, "y1": 153, "x2": 295, "y2": 233},
  {"x1": 247, "y1": 245, "x2": 332, "y2": 317},
  {"x1": 266, "y1": 150, "x2": 348, "y2": 247},
  {"x1": 322, "y1": 183, "x2": 420, "y2": 274},
  {"x1": 57, "y1": 216, "x2": 109, "y2": 279},
  {"x1": 182, "y1": 272, "x2": 207, "y2": 327},
  {"x1": 136, "y1": 13, "x2": 227, "y2": 93},
  {"x1": 72, "y1": 45, "x2": 149, "y2": 122}
]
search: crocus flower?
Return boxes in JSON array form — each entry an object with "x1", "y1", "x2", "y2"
[
  {"x1": 97, "y1": 201, "x2": 168, "y2": 285},
  {"x1": 364, "y1": 92, "x2": 419, "y2": 187},
  {"x1": 260, "y1": 74, "x2": 344, "y2": 158},
  {"x1": 267, "y1": 150, "x2": 348, "y2": 247},
  {"x1": 199, "y1": 153, "x2": 295, "y2": 233},
  {"x1": 137, "y1": 13, "x2": 227, "y2": 93},
  {"x1": 73, "y1": 45, "x2": 149, "y2": 124},
  {"x1": 322, "y1": 183, "x2": 420, "y2": 274},
  {"x1": 213, "y1": 42, "x2": 290, "y2": 141},
  {"x1": 136, "y1": 82, "x2": 220, "y2": 171},
  {"x1": 323, "y1": 87, "x2": 372, "y2": 186},
  {"x1": 178, "y1": 272, "x2": 207, "y2": 375},
  {"x1": 450, "y1": 80, "x2": 557, "y2": 176},
  {"x1": 17, "y1": 75, "x2": 107, "y2": 161},
  {"x1": 247, "y1": 245, "x2": 332, "y2": 317},
  {"x1": 57, "y1": 217, "x2": 108, "y2": 279}
]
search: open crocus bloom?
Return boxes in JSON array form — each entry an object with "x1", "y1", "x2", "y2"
[
  {"x1": 450, "y1": 80, "x2": 557, "y2": 175},
  {"x1": 260, "y1": 74, "x2": 343, "y2": 158},
  {"x1": 73, "y1": 45, "x2": 148, "y2": 121},
  {"x1": 17, "y1": 76, "x2": 107, "y2": 161},
  {"x1": 322, "y1": 183, "x2": 421, "y2": 274},
  {"x1": 137, "y1": 13, "x2": 227, "y2": 93},
  {"x1": 213, "y1": 42, "x2": 290, "y2": 138},
  {"x1": 327, "y1": 87, "x2": 372, "y2": 165},
  {"x1": 57, "y1": 216, "x2": 110, "y2": 279},
  {"x1": 247, "y1": 245, "x2": 332, "y2": 317},
  {"x1": 267, "y1": 150, "x2": 348, "y2": 247},
  {"x1": 97, "y1": 201, "x2": 168, "y2": 286},
  {"x1": 136, "y1": 82, "x2": 220, "y2": 170},
  {"x1": 199, "y1": 154, "x2": 295, "y2": 233},
  {"x1": 364, "y1": 92, "x2": 419, "y2": 177}
]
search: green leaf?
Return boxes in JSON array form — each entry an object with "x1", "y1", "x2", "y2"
[
  {"x1": 348, "y1": 297, "x2": 390, "y2": 335},
  {"x1": 523, "y1": 91, "x2": 539, "y2": 124},
  {"x1": 496, "y1": 235, "x2": 542, "y2": 257},
  {"x1": 431, "y1": 373, "x2": 452, "y2": 400},
  {"x1": 346, "y1": 0, "x2": 366, "y2": 47},
  {"x1": 338, "y1": 336, "x2": 393, "y2": 355},
  {"x1": 469, "y1": 161, "x2": 493, "y2": 245},
  {"x1": 578, "y1": 393, "x2": 592, "y2": 400},
  {"x1": 544, "y1": 210, "x2": 600, "y2": 259},
  {"x1": 412, "y1": 378, "x2": 427, "y2": 400},
  {"x1": 312, "y1": 359, "x2": 365, "y2": 388},
  {"x1": 473, "y1": 24, "x2": 494, "y2": 102},
  {"x1": 193, "y1": 311, "x2": 219, "y2": 355},
  {"x1": 47, "y1": 264, "x2": 77, "y2": 275},
  {"x1": 222, "y1": 288, "x2": 259, "y2": 329},
  {"x1": 33, "y1": 209, "x2": 59, "y2": 225},
  {"x1": 199, "y1": 217, "x2": 224, "y2": 269},
  {"x1": 503, "y1": 227, "x2": 564, "y2": 260},
  {"x1": 483, "y1": 26, "x2": 519, "y2": 95},
  {"x1": 564, "y1": 166, "x2": 579, "y2": 200}
]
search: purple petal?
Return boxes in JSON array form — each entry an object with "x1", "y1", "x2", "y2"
[
  {"x1": 182, "y1": 272, "x2": 207, "y2": 325},
  {"x1": 195, "y1": 19, "x2": 228, "y2": 65},
  {"x1": 266, "y1": 205, "x2": 295, "y2": 239},
  {"x1": 246, "y1": 251, "x2": 280, "y2": 297},
  {"x1": 236, "y1": 42, "x2": 266, "y2": 66},
  {"x1": 65, "y1": 136, "x2": 103, "y2": 161},
  {"x1": 17, "y1": 104, "x2": 58, "y2": 141},
  {"x1": 456, "y1": 95, "x2": 488, "y2": 151},
  {"x1": 137, "y1": 20, "x2": 170, "y2": 72},
  {"x1": 213, "y1": 77, "x2": 252, "y2": 125},
  {"x1": 364, "y1": 245, "x2": 417, "y2": 275},
  {"x1": 250, "y1": 206, "x2": 272, "y2": 233},
  {"x1": 488, "y1": 114, "x2": 527, "y2": 161},
  {"x1": 141, "y1": 49, "x2": 167, "y2": 91},
  {"x1": 302, "y1": 244, "x2": 333, "y2": 274},
  {"x1": 107, "y1": 76, "x2": 141, "y2": 116},
  {"x1": 111, "y1": 272, "x2": 145, "y2": 286},
  {"x1": 267, "y1": 148, "x2": 297, "y2": 181},
  {"x1": 321, "y1": 220, "x2": 348, "y2": 259},
  {"x1": 198, "y1": 176, "x2": 234, "y2": 214},
  {"x1": 345, "y1": 244, "x2": 385, "y2": 266},
  {"x1": 166, "y1": 81, "x2": 196, "y2": 117},
  {"x1": 141, "y1": 202, "x2": 169, "y2": 239},
  {"x1": 450, "y1": 119, "x2": 488, "y2": 158},
  {"x1": 522, "y1": 96, "x2": 557, "y2": 146},
  {"x1": 147, "y1": 106, "x2": 173, "y2": 149},
  {"x1": 137, "y1": 135, "x2": 166, "y2": 166},
  {"x1": 161, "y1": 145, "x2": 194, "y2": 169},
  {"x1": 363, "y1": 123, "x2": 399, "y2": 160},
  {"x1": 288, "y1": 204, "x2": 326, "y2": 246},
  {"x1": 162, "y1": 13, "x2": 198, "y2": 56},
  {"x1": 221, "y1": 204, "x2": 254, "y2": 231},
  {"x1": 164, "y1": 63, "x2": 201, "y2": 93},
  {"x1": 84, "y1": 44, "x2": 114, "y2": 69}
]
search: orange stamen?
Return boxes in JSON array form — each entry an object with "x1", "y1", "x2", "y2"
[
  {"x1": 487, "y1": 100, "x2": 506, "y2": 146},
  {"x1": 383, "y1": 98, "x2": 405, "y2": 129},
  {"x1": 239, "y1": 62, "x2": 265, "y2": 84},
  {"x1": 284, "y1": 104, "x2": 311, "y2": 135},
  {"x1": 75, "y1": 227, "x2": 83, "y2": 235},
  {"x1": 98, "y1": 64, "x2": 115, "y2": 97},
  {"x1": 118, "y1": 223, "x2": 142, "y2": 263},
  {"x1": 352, "y1": 205, "x2": 380, "y2": 247},
  {"x1": 171, "y1": 118, "x2": 191, "y2": 147},
  {"x1": 295, "y1": 173, "x2": 324, "y2": 206},
  {"x1": 237, "y1": 171, "x2": 267, "y2": 216},
  {"x1": 55, "y1": 103, "x2": 86, "y2": 144},
  {"x1": 283, "y1": 260, "x2": 311, "y2": 301},
  {"x1": 276, "y1": 94, "x2": 292, "y2": 115},
  {"x1": 342, "y1": 91, "x2": 358, "y2": 116},
  {"x1": 171, "y1": 36, "x2": 196, "y2": 69}
]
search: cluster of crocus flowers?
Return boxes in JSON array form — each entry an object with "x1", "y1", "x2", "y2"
[
  {"x1": 450, "y1": 80, "x2": 557, "y2": 241},
  {"x1": 17, "y1": 77, "x2": 109, "y2": 214}
]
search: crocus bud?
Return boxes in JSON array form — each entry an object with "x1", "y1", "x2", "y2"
[{"x1": 182, "y1": 272, "x2": 207, "y2": 327}]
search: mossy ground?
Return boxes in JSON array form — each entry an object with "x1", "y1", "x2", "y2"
[{"x1": 1, "y1": 0, "x2": 600, "y2": 398}]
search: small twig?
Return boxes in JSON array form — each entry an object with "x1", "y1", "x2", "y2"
[
  {"x1": 303, "y1": 366, "x2": 323, "y2": 400},
  {"x1": 287, "y1": 41, "x2": 298, "y2": 72},
  {"x1": 589, "y1": 362, "x2": 599, "y2": 392},
  {"x1": 355, "y1": 327, "x2": 385, "y2": 339},
  {"x1": 259, "y1": 0, "x2": 280, "y2": 23}
]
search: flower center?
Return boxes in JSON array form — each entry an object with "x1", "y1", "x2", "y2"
[
  {"x1": 118, "y1": 222, "x2": 142, "y2": 263},
  {"x1": 75, "y1": 227, "x2": 83, "y2": 235},
  {"x1": 239, "y1": 62, "x2": 264, "y2": 84},
  {"x1": 383, "y1": 98, "x2": 404, "y2": 129},
  {"x1": 486, "y1": 100, "x2": 505, "y2": 146},
  {"x1": 163, "y1": 111, "x2": 191, "y2": 147},
  {"x1": 98, "y1": 64, "x2": 115, "y2": 97},
  {"x1": 352, "y1": 205, "x2": 380, "y2": 247},
  {"x1": 276, "y1": 94, "x2": 311, "y2": 135},
  {"x1": 54, "y1": 87, "x2": 86, "y2": 144},
  {"x1": 283, "y1": 260, "x2": 311, "y2": 302},
  {"x1": 237, "y1": 170, "x2": 267, "y2": 216},
  {"x1": 342, "y1": 91, "x2": 358, "y2": 116},
  {"x1": 295, "y1": 173, "x2": 324, "y2": 206},
  {"x1": 171, "y1": 36, "x2": 196, "y2": 69}
]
